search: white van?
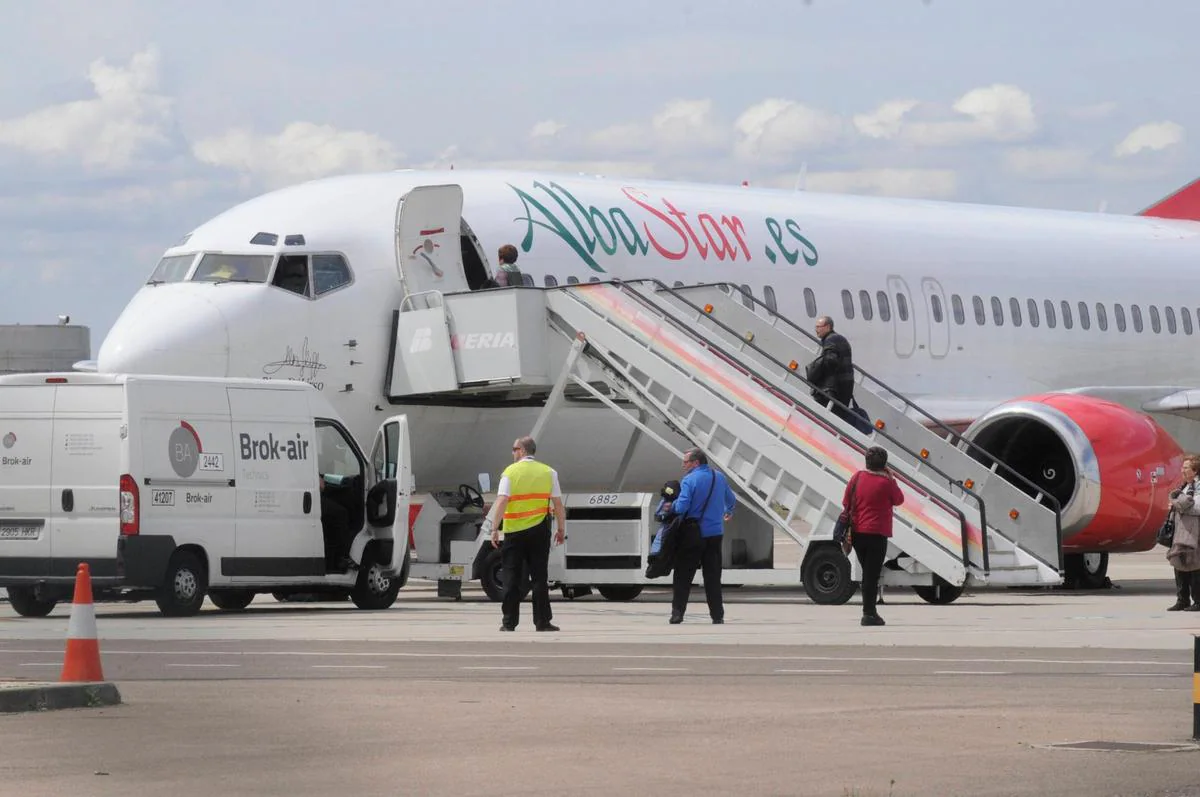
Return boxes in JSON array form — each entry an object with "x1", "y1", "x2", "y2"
[{"x1": 0, "y1": 373, "x2": 412, "y2": 617}]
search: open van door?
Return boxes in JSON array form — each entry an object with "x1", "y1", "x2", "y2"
[
  {"x1": 365, "y1": 415, "x2": 412, "y2": 583},
  {"x1": 394, "y1": 185, "x2": 468, "y2": 297}
]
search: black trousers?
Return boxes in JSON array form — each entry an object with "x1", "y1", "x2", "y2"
[
  {"x1": 851, "y1": 533, "x2": 888, "y2": 617},
  {"x1": 672, "y1": 535, "x2": 723, "y2": 619},
  {"x1": 320, "y1": 493, "x2": 351, "y2": 564},
  {"x1": 815, "y1": 386, "x2": 855, "y2": 426},
  {"x1": 501, "y1": 518, "x2": 552, "y2": 629},
  {"x1": 1175, "y1": 569, "x2": 1200, "y2": 605}
]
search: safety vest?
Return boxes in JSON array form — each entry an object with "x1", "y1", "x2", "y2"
[{"x1": 501, "y1": 459, "x2": 554, "y2": 533}]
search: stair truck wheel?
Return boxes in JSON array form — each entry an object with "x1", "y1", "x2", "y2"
[{"x1": 801, "y1": 545, "x2": 858, "y2": 605}]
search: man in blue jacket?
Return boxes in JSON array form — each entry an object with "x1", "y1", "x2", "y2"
[{"x1": 670, "y1": 448, "x2": 737, "y2": 624}]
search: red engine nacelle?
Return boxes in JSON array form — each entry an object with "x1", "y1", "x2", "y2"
[{"x1": 963, "y1": 393, "x2": 1183, "y2": 553}]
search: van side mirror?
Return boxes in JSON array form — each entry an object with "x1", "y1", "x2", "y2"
[{"x1": 477, "y1": 472, "x2": 491, "y2": 493}]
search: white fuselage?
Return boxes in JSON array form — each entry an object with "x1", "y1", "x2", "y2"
[{"x1": 97, "y1": 170, "x2": 1200, "y2": 491}]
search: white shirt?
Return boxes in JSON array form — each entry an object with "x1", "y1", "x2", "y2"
[{"x1": 496, "y1": 456, "x2": 563, "y2": 498}]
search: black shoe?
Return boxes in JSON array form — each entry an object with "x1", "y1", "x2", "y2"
[
  {"x1": 669, "y1": 614, "x2": 684, "y2": 625},
  {"x1": 712, "y1": 617, "x2": 724, "y2": 624},
  {"x1": 1187, "y1": 605, "x2": 1200, "y2": 612},
  {"x1": 861, "y1": 615, "x2": 886, "y2": 626},
  {"x1": 499, "y1": 624, "x2": 516, "y2": 632},
  {"x1": 338, "y1": 556, "x2": 358, "y2": 571},
  {"x1": 535, "y1": 623, "x2": 560, "y2": 632},
  {"x1": 1168, "y1": 602, "x2": 1190, "y2": 611}
]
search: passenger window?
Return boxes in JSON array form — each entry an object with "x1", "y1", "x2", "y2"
[
  {"x1": 1044, "y1": 299, "x2": 1056, "y2": 329},
  {"x1": 1165, "y1": 306, "x2": 1177, "y2": 334},
  {"x1": 895, "y1": 292, "x2": 909, "y2": 322},
  {"x1": 544, "y1": 275, "x2": 558, "y2": 287},
  {"x1": 272, "y1": 255, "x2": 310, "y2": 297},
  {"x1": 1114, "y1": 303, "x2": 1126, "y2": 332},
  {"x1": 1096, "y1": 303, "x2": 1108, "y2": 331},
  {"x1": 740, "y1": 284, "x2": 754, "y2": 310},
  {"x1": 148, "y1": 254, "x2": 196, "y2": 284},
  {"x1": 312, "y1": 254, "x2": 352, "y2": 295},
  {"x1": 930, "y1": 294, "x2": 943, "y2": 323},
  {"x1": 1150, "y1": 305, "x2": 1162, "y2": 334},
  {"x1": 1026, "y1": 298, "x2": 1040, "y2": 328},
  {"x1": 764, "y1": 286, "x2": 777, "y2": 313},
  {"x1": 1132, "y1": 304, "x2": 1143, "y2": 333},
  {"x1": 1060, "y1": 300, "x2": 1073, "y2": 330},
  {"x1": 990, "y1": 296, "x2": 1004, "y2": 326},
  {"x1": 876, "y1": 291, "x2": 891, "y2": 322},
  {"x1": 1008, "y1": 297, "x2": 1021, "y2": 327},
  {"x1": 527, "y1": 274, "x2": 539, "y2": 286},
  {"x1": 1183, "y1": 307, "x2": 1194, "y2": 335},
  {"x1": 841, "y1": 289, "x2": 855, "y2": 320},
  {"x1": 316, "y1": 422, "x2": 362, "y2": 482},
  {"x1": 951, "y1": 294, "x2": 965, "y2": 325},
  {"x1": 859, "y1": 290, "x2": 874, "y2": 321},
  {"x1": 972, "y1": 296, "x2": 986, "y2": 325},
  {"x1": 804, "y1": 288, "x2": 817, "y2": 318},
  {"x1": 567, "y1": 276, "x2": 580, "y2": 285},
  {"x1": 1077, "y1": 301, "x2": 1090, "y2": 331},
  {"x1": 192, "y1": 253, "x2": 272, "y2": 283},
  {"x1": 673, "y1": 281, "x2": 684, "y2": 288}
]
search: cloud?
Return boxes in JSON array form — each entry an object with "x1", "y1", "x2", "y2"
[
  {"x1": 734, "y1": 98, "x2": 843, "y2": 162},
  {"x1": 587, "y1": 98, "x2": 726, "y2": 156},
  {"x1": 801, "y1": 168, "x2": 958, "y2": 199},
  {"x1": 858, "y1": 84, "x2": 1037, "y2": 147},
  {"x1": 530, "y1": 120, "x2": 565, "y2": 138},
  {"x1": 0, "y1": 47, "x2": 174, "y2": 170},
  {"x1": 853, "y1": 100, "x2": 918, "y2": 140},
  {"x1": 1113, "y1": 121, "x2": 1184, "y2": 157},
  {"x1": 192, "y1": 121, "x2": 401, "y2": 186}
]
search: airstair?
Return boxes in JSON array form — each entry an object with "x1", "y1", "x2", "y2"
[{"x1": 386, "y1": 280, "x2": 1063, "y2": 601}]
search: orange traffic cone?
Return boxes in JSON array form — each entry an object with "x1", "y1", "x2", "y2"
[{"x1": 60, "y1": 563, "x2": 104, "y2": 682}]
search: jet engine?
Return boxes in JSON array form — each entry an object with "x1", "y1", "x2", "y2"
[{"x1": 963, "y1": 393, "x2": 1183, "y2": 586}]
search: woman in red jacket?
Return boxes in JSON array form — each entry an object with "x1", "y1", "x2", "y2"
[{"x1": 843, "y1": 446, "x2": 905, "y2": 626}]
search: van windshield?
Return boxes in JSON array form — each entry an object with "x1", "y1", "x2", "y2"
[
  {"x1": 190, "y1": 254, "x2": 273, "y2": 283},
  {"x1": 147, "y1": 254, "x2": 197, "y2": 284}
]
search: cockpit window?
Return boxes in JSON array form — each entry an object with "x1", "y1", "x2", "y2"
[
  {"x1": 313, "y1": 254, "x2": 352, "y2": 296},
  {"x1": 147, "y1": 254, "x2": 197, "y2": 284},
  {"x1": 272, "y1": 255, "x2": 310, "y2": 297},
  {"x1": 191, "y1": 254, "x2": 272, "y2": 283}
]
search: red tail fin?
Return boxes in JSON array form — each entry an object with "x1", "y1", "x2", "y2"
[{"x1": 1139, "y1": 177, "x2": 1200, "y2": 221}]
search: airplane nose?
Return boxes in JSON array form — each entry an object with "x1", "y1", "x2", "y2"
[{"x1": 97, "y1": 288, "x2": 230, "y2": 376}]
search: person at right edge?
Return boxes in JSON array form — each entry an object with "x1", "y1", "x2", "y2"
[
  {"x1": 670, "y1": 448, "x2": 736, "y2": 625},
  {"x1": 1166, "y1": 455, "x2": 1200, "y2": 611},
  {"x1": 806, "y1": 315, "x2": 856, "y2": 426},
  {"x1": 846, "y1": 446, "x2": 904, "y2": 626}
]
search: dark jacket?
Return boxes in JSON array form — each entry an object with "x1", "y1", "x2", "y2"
[{"x1": 806, "y1": 331, "x2": 854, "y2": 398}]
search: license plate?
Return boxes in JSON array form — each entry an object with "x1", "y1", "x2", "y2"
[{"x1": 0, "y1": 523, "x2": 42, "y2": 541}]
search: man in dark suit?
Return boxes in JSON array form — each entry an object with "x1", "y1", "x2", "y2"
[{"x1": 806, "y1": 316, "x2": 856, "y2": 426}]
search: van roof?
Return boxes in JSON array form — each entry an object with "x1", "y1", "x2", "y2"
[{"x1": 0, "y1": 373, "x2": 319, "y2": 392}]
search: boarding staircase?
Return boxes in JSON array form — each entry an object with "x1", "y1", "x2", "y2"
[{"x1": 386, "y1": 280, "x2": 1064, "y2": 595}]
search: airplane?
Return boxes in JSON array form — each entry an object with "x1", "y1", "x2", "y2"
[{"x1": 93, "y1": 168, "x2": 1200, "y2": 589}]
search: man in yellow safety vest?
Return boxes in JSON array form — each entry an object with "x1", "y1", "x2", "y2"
[{"x1": 484, "y1": 435, "x2": 566, "y2": 631}]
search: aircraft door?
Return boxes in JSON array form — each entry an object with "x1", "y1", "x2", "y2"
[
  {"x1": 395, "y1": 185, "x2": 469, "y2": 298},
  {"x1": 921, "y1": 277, "x2": 950, "y2": 359},
  {"x1": 364, "y1": 415, "x2": 412, "y2": 576},
  {"x1": 886, "y1": 275, "x2": 916, "y2": 359}
]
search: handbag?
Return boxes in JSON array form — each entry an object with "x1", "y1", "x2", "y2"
[
  {"x1": 849, "y1": 398, "x2": 874, "y2": 435},
  {"x1": 833, "y1": 474, "x2": 858, "y2": 555},
  {"x1": 1157, "y1": 510, "x2": 1176, "y2": 548}
]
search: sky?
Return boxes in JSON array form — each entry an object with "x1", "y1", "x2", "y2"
[{"x1": 0, "y1": 0, "x2": 1196, "y2": 351}]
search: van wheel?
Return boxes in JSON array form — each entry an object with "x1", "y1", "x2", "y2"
[
  {"x1": 801, "y1": 545, "x2": 858, "y2": 605},
  {"x1": 208, "y1": 589, "x2": 255, "y2": 611},
  {"x1": 155, "y1": 551, "x2": 208, "y2": 617},
  {"x1": 597, "y1": 585, "x2": 643, "y2": 601},
  {"x1": 479, "y1": 548, "x2": 530, "y2": 603},
  {"x1": 6, "y1": 587, "x2": 57, "y2": 618},
  {"x1": 351, "y1": 550, "x2": 401, "y2": 610}
]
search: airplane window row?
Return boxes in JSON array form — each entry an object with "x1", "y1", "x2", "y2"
[{"x1": 832, "y1": 287, "x2": 1199, "y2": 335}]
